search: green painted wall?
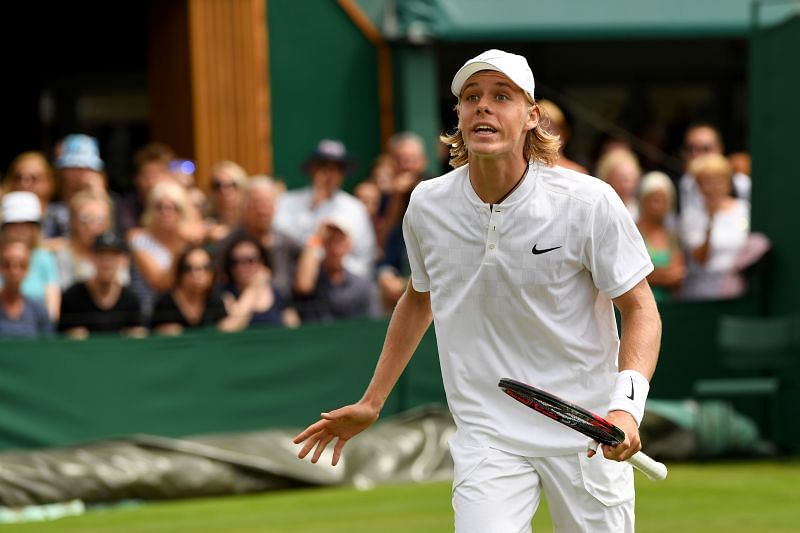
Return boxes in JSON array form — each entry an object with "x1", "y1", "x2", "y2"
[
  {"x1": 268, "y1": 0, "x2": 381, "y2": 190},
  {"x1": 393, "y1": 45, "x2": 442, "y2": 177},
  {"x1": 750, "y1": 15, "x2": 800, "y2": 315}
]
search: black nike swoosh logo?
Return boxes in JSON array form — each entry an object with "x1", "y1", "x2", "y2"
[
  {"x1": 626, "y1": 377, "x2": 635, "y2": 400},
  {"x1": 531, "y1": 244, "x2": 562, "y2": 255}
]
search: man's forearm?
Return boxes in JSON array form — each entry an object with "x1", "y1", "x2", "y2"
[
  {"x1": 361, "y1": 284, "x2": 433, "y2": 411},
  {"x1": 617, "y1": 295, "x2": 661, "y2": 380}
]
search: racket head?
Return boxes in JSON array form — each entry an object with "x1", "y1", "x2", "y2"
[{"x1": 498, "y1": 377, "x2": 625, "y2": 446}]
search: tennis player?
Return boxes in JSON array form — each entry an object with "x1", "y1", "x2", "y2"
[{"x1": 294, "y1": 49, "x2": 661, "y2": 532}]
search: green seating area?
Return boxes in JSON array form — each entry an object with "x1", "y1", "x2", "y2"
[{"x1": 1, "y1": 298, "x2": 798, "y2": 455}]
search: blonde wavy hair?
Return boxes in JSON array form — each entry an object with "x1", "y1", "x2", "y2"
[
  {"x1": 141, "y1": 181, "x2": 190, "y2": 229},
  {"x1": 439, "y1": 92, "x2": 561, "y2": 169}
]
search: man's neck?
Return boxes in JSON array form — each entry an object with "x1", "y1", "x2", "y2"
[
  {"x1": 323, "y1": 261, "x2": 346, "y2": 284},
  {"x1": 468, "y1": 154, "x2": 529, "y2": 205},
  {"x1": 310, "y1": 185, "x2": 336, "y2": 208},
  {"x1": 88, "y1": 277, "x2": 116, "y2": 295},
  {"x1": 637, "y1": 217, "x2": 662, "y2": 232},
  {"x1": 245, "y1": 223, "x2": 268, "y2": 241},
  {"x1": 0, "y1": 287, "x2": 21, "y2": 304}
]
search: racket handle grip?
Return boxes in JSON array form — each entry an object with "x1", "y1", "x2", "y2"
[{"x1": 629, "y1": 451, "x2": 668, "y2": 481}]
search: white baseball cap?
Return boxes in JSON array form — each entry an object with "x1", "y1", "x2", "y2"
[
  {"x1": 450, "y1": 49, "x2": 535, "y2": 100},
  {"x1": 320, "y1": 214, "x2": 354, "y2": 240},
  {"x1": 1, "y1": 191, "x2": 42, "y2": 224}
]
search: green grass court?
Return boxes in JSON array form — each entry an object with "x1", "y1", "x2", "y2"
[{"x1": 7, "y1": 461, "x2": 799, "y2": 532}]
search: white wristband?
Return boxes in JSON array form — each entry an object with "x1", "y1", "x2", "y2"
[{"x1": 607, "y1": 370, "x2": 650, "y2": 426}]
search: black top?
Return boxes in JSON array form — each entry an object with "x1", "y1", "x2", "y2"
[
  {"x1": 222, "y1": 284, "x2": 285, "y2": 327},
  {"x1": 151, "y1": 291, "x2": 227, "y2": 329},
  {"x1": 59, "y1": 282, "x2": 143, "y2": 333}
]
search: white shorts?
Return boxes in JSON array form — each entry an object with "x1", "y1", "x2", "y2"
[{"x1": 451, "y1": 444, "x2": 635, "y2": 533}]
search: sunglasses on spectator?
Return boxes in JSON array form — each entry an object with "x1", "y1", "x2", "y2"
[
  {"x1": 231, "y1": 254, "x2": 260, "y2": 266},
  {"x1": 682, "y1": 143, "x2": 715, "y2": 155},
  {"x1": 155, "y1": 202, "x2": 179, "y2": 212},
  {"x1": 13, "y1": 173, "x2": 44, "y2": 183},
  {"x1": 181, "y1": 262, "x2": 213, "y2": 273},
  {"x1": 78, "y1": 214, "x2": 108, "y2": 225},
  {"x1": 211, "y1": 180, "x2": 239, "y2": 191},
  {"x1": 1, "y1": 260, "x2": 28, "y2": 269}
]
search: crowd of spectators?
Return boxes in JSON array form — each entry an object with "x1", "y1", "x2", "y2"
[{"x1": 0, "y1": 110, "x2": 766, "y2": 340}]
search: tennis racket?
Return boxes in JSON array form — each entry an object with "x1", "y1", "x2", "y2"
[{"x1": 498, "y1": 377, "x2": 667, "y2": 481}]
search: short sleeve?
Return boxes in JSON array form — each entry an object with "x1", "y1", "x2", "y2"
[
  {"x1": 582, "y1": 187, "x2": 653, "y2": 299},
  {"x1": 402, "y1": 191, "x2": 430, "y2": 293},
  {"x1": 36, "y1": 249, "x2": 60, "y2": 285},
  {"x1": 33, "y1": 299, "x2": 54, "y2": 336}
]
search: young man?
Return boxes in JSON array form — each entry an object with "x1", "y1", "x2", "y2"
[
  {"x1": 294, "y1": 49, "x2": 661, "y2": 532},
  {"x1": 59, "y1": 232, "x2": 145, "y2": 339},
  {"x1": 293, "y1": 216, "x2": 380, "y2": 323},
  {"x1": 0, "y1": 241, "x2": 53, "y2": 338}
]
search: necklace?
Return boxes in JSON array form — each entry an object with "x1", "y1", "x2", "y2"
[{"x1": 491, "y1": 165, "x2": 528, "y2": 210}]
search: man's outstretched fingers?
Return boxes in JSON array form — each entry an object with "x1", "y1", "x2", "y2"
[
  {"x1": 293, "y1": 419, "x2": 328, "y2": 444},
  {"x1": 331, "y1": 437, "x2": 348, "y2": 466},
  {"x1": 311, "y1": 434, "x2": 335, "y2": 463},
  {"x1": 298, "y1": 430, "x2": 325, "y2": 459}
]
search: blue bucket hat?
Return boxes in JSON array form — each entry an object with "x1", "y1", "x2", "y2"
[{"x1": 55, "y1": 134, "x2": 105, "y2": 171}]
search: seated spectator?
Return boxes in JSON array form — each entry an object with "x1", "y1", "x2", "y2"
[
  {"x1": 0, "y1": 241, "x2": 53, "y2": 338},
  {"x1": 679, "y1": 154, "x2": 754, "y2": 300},
  {"x1": 538, "y1": 99, "x2": 589, "y2": 173},
  {"x1": 128, "y1": 182, "x2": 190, "y2": 318},
  {"x1": 378, "y1": 132, "x2": 429, "y2": 250},
  {"x1": 273, "y1": 139, "x2": 375, "y2": 278},
  {"x1": 206, "y1": 161, "x2": 248, "y2": 243},
  {"x1": 213, "y1": 176, "x2": 301, "y2": 301},
  {"x1": 293, "y1": 216, "x2": 380, "y2": 323},
  {"x1": 389, "y1": 132, "x2": 429, "y2": 180},
  {"x1": 169, "y1": 158, "x2": 208, "y2": 246},
  {"x1": 49, "y1": 134, "x2": 112, "y2": 241},
  {"x1": 169, "y1": 159, "x2": 208, "y2": 237},
  {"x1": 369, "y1": 153, "x2": 397, "y2": 203},
  {"x1": 637, "y1": 172, "x2": 685, "y2": 302},
  {"x1": 219, "y1": 236, "x2": 300, "y2": 331},
  {"x1": 59, "y1": 232, "x2": 145, "y2": 339},
  {"x1": 2, "y1": 152, "x2": 60, "y2": 241},
  {"x1": 118, "y1": 142, "x2": 176, "y2": 236},
  {"x1": 728, "y1": 151, "x2": 751, "y2": 178},
  {"x1": 596, "y1": 148, "x2": 641, "y2": 221},
  {"x1": 376, "y1": 178, "x2": 415, "y2": 312},
  {"x1": 54, "y1": 191, "x2": 125, "y2": 290},
  {"x1": 0, "y1": 192, "x2": 60, "y2": 320},
  {"x1": 151, "y1": 245, "x2": 228, "y2": 334},
  {"x1": 678, "y1": 122, "x2": 751, "y2": 213},
  {"x1": 354, "y1": 180, "x2": 383, "y2": 244}
]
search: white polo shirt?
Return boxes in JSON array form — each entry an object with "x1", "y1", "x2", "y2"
[{"x1": 403, "y1": 161, "x2": 653, "y2": 456}]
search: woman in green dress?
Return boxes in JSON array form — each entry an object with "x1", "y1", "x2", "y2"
[{"x1": 637, "y1": 172, "x2": 685, "y2": 302}]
